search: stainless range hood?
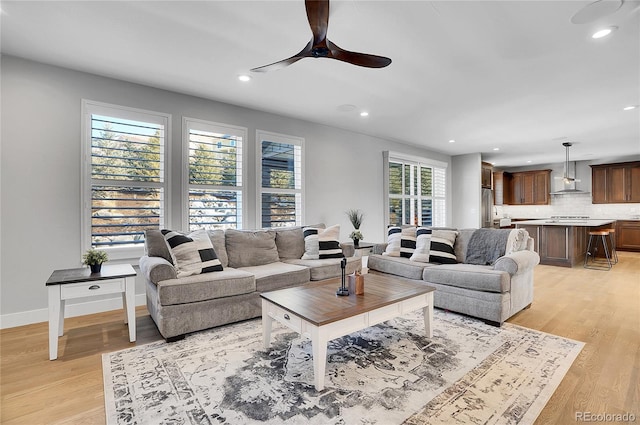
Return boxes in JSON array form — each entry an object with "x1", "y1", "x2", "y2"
[{"x1": 551, "y1": 142, "x2": 590, "y2": 195}]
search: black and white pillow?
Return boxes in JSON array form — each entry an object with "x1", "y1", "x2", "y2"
[
  {"x1": 383, "y1": 226, "x2": 402, "y2": 256},
  {"x1": 400, "y1": 227, "x2": 417, "y2": 258},
  {"x1": 301, "y1": 224, "x2": 343, "y2": 260},
  {"x1": 161, "y1": 229, "x2": 223, "y2": 278},
  {"x1": 429, "y1": 229, "x2": 458, "y2": 264},
  {"x1": 410, "y1": 227, "x2": 432, "y2": 262}
]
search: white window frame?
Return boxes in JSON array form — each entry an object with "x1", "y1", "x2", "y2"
[
  {"x1": 182, "y1": 117, "x2": 247, "y2": 231},
  {"x1": 256, "y1": 130, "x2": 305, "y2": 229},
  {"x1": 383, "y1": 151, "x2": 448, "y2": 229},
  {"x1": 81, "y1": 100, "x2": 171, "y2": 261}
]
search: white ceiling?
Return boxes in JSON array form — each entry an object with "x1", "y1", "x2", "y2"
[{"x1": 1, "y1": 0, "x2": 639, "y2": 167}]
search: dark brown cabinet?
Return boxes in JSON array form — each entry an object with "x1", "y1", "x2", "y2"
[
  {"x1": 505, "y1": 170, "x2": 551, "y2": 205},
  {"x1": 482, "y1": 162, "x2": 493, "y2": 189},
  {"x1": 616, "y1": 220, "x2": 640, "y2": 251},
  {"x1": 591, "y1": 161, "x2": 640, "y2": 204}
]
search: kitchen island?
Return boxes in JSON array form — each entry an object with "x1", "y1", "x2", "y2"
[{"x1": 515, "y1": 217, "x2": 615, "y2": 267}]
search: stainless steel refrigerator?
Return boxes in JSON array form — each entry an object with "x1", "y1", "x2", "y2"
[{"x1": 481, "y1": 188, "x2": 494, "y2": 228}]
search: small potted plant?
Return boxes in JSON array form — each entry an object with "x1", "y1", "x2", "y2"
[
  {"x1": 83, "y1": 248, "x2": 108, "y2": 273},
  {"x1": 346, "y1": 209, "x2": 364, "y2": 246}
]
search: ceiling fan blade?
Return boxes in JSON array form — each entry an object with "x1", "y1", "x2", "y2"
[
  {"x1": 306, "y1": 0, "x2": 329, "y2": 45},
  {"x1": 250, "y1": 40, "x2": 313, "y2": 73},
  {"x1": 326, "y1": 40, "x2": 392, "y2": 68}
]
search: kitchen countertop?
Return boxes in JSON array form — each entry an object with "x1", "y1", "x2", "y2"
[{"x1": 515, "y1": 219, "x2": 616, "y2": 226}]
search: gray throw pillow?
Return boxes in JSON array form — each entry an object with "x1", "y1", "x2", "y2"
[{"x1": 226, "y1": 229, "x2": 279, "y2": 268}]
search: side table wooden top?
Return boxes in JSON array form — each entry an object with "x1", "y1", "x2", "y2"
[{"x1": 46, "y1": 264, "x2": 136, "y2": 286}]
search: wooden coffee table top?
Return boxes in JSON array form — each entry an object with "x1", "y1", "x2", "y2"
[{"x1": 260, "y1": 273, "x2": 435, "y2": 327}]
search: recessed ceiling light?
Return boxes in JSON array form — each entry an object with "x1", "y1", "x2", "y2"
[
  {"x1": 238, "y1": 75, "x2": 251, "y2": 82},
  {"x1": 493, "y1": 147, "x2": 500, "y2": 151},
  {"x1": 623, "y1": 105, "x2": 637, "y2": 111},
  {"x1": 592, "y1": 26, "x2": 617, "y2": 39},
  {"x1": 448, "y1": 139, "x2": 456, "y2": 143},
  {"x1": 527, "y1": 160, "x2": 532, "y2": 163},
  {"x1": 360, "y1": 111, "x2": 369, "y2": 117}
]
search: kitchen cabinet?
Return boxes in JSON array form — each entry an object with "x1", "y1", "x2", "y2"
[
  {"x1": 591, "y1": 161, "x2": 640, "y2": 204},
  {"x1": 506, "y1": 170, "x2": 551, "y2": 205},
  {"x1": 615, "y1": 220, "x2": 640, "y2": 251},
  {"x1": 492, "y1": 171, "x2": 511, "y2": 205},
  {"x1": 482, "y1": 162, "x2": 493, "y2": 189}
]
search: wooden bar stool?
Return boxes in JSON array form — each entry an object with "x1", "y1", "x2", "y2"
[
  {"x1": 584, "y1": 230, "x2": 612, "y2": 270},
  {"x1": 607, "y1": 228, "x2": 618, "y2": 264}
]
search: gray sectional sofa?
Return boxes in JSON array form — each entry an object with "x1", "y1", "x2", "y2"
[
  {"x1": 140, "y1": 226, "x2": 361, "y2": 340},
  {"x1": 368, "y1": 228, "x2": 540, "y2": 326}
]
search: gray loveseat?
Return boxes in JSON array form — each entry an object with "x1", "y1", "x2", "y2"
[
  {"x1": 140, "y1": 226, "x2": 361, "y2": 341},
  {"x1": 368, "y1": 227, "x2": 540, "y2": 326}
]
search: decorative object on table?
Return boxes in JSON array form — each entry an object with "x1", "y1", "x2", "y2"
[
  {"x1": 336, "y1": 256, "x2": 349, "y2": 296},
  {"x1": 82, "y1": 248, "x2": 108, "y2": 273},
  {"x1": 348, "y1": 271, "x2": 365, "y2": 295},
  {"x1": 103, "y1": 309, "x2": 584, "y2": 425},
  {"x1": 346, "y1": 209, "x2": 364, "y2": 247}
]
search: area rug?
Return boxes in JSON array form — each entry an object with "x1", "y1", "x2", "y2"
[{"x1": 103, "y1": 310, "x2": 583, "y2": 425}]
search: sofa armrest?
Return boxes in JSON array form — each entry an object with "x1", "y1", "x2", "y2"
[
  {"x1": 139, "y1": 255, "x2": 177, "y2": 284},
  {"x1": 493, "y1": 250, "x2": 540, "y2": 276},
  {"x1": 372, "y1": 243, "x2": 388, "y2": 255}
]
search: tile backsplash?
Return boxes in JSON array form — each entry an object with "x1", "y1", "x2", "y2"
[{"x1": 497, "y1": 194, "x2": 640, "y2": 219}]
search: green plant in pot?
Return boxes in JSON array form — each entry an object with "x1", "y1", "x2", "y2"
[
  {"x1": 83, "y1": 249, "x2": 108, "y2": 274},
  {"x1": 346, "y1": 209, "x2": 364, "y2": 247}
]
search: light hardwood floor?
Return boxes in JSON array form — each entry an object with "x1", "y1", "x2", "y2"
[{"x1": 1, "y1": 252, "x2": 639, "y2": 424}]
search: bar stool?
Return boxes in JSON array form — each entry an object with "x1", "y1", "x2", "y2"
[
  {"x1": 607, "y1": 228, "x2": 618, "y2": 264},
  {"x1": 584, "y1": 230, "x2": 612, "y2": 270}
]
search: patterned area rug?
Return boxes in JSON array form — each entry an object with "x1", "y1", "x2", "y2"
[{"x1": 103, "y1": 310, "x2": 583, "y2": 424}]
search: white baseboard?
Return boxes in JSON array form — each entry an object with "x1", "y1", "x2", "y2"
[{"x1": 0, "y1": 294, "x2": 147, "y2": 329}]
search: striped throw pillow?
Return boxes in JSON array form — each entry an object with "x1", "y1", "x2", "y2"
[
  {"x1": 383, "y1": 226, "x2": 402, "y2": 256},
  {"x1": 161, "y1": 229, "x2": 223, "y2": 278},
  {"x1": 400, "y1": 227, "x2": 417, "y2": 258},
  {"x1": 429, "y1": 229, "x2": 458, "y2": 264},
  {"x1": 410, "y1": 227, "x2": 432, "y2": 262},
  {"x1": 301, "y1": 224, "x2": 343, "y2": 260}
]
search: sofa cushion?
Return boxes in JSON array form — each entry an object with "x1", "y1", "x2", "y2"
[
  {"x1": 423, "y1": 263, "x2": 510, "y2": 293},
  {"x1": 284, "y1": 256, "x2": 361, "y2": 281},
  {"x1": 454, "y1": 229, "x2": 476, "y2": 263},
  {"x1": 410, "y1": 227, "x2": 432, "y2": 263},
  {"x1": 383, "y1": 226, "x2": 402, "y2": 256},
  {"x1": 161, "y1": 229, "x2": 224, "y2": 278},
  {"x1": 368, "y1": 254, "x2": 435, "y2": 280},
  {"x1": 226, "y1": 229, "x2": 279, "y2": 268},
  {"x1": 429, "y1": 230, "x2": 458, "y2": 264},
  {"x1": 145, "y1": 229, "x2": 174, "y2": 264},
  {"x1": 207, "y1": 229, "x2": 228, "y2": 267},
  {"x1": 239, "y1": 262, "x2": 311, "y2": 293},
  {"x1": 302, "y1": 224, "x2": 342, "y2": 260},
  {"x1": 275, "y1": 227, "x2": 306, "y2": 260},
  {"x1": 156, "y1": 268, "x2": 256, "y2": 306}
]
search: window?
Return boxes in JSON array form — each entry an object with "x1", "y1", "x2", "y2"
[
  {"x1": 385, "y1": 151, "x2": 447, "y2": 227},
  {"x1": 184, "y1": 118, "x2": 245, "y2": 231},
  {"x1": 257, "y1": 131, "x2": 304, "y2": 228},
  {"x1": 82, "y1": 100, "x2": 169, "y2": 257}
]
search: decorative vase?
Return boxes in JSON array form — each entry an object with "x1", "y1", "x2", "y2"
[
  {"x1": 90, "y1": 264, "x2": 102, "y2": 274},
  {"x1": 353, "y1": 238, "x2": 360, "y2": 247}
]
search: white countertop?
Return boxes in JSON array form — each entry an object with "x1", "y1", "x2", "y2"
[{"x1": 515, "y1": 219, "x2": 616, "y2": 227}]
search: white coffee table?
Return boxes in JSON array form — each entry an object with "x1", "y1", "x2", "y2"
[{"x1": 261, "y1": 274, "x2": 434, "y2": 391}]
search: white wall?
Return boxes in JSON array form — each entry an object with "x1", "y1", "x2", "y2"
[
  {"x1": 0, "y1": 55, "x2": 451, "y2": 327},
  {"x1": 451, "y1": 153, "x2": 482, "y2": 228}
]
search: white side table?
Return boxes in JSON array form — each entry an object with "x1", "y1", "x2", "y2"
[
  {"x1": 345, "y1": 242, "x2": 376, "y2": 273},
  {"x1": 45, "y1": 264, "x2": 137, "y2": 360}
]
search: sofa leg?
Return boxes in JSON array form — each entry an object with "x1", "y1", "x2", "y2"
[
  {"x1": 166, "y1": 334, "x2": 185, "y2": 343},
  {"x1": 483, "y1": 319, "x2": 503, "y2": 327},
  {"x1": 524, "y1": 303, "x2": 532, "y2": 310}
]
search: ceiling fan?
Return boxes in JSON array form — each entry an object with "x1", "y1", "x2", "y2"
[
  {"x1": 250, "y1": 0, "x2": 392, "y2": 73},
  {"x1": 556, "y1": 142, "x2": 582, "y2": 183}
]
